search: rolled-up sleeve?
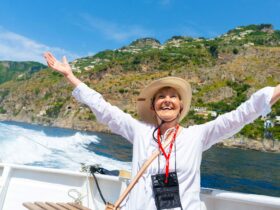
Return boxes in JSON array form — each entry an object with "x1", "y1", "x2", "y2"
[
  {"x1": 200, "y1": 86, "x2": 275, "y2": 151},
  {"x1": 72, "y1": 83, "x2": 144, "y2": 143}
]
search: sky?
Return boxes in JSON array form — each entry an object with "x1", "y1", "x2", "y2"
[{"x1": 0, "y1": 0, "x2": 279, "y2": 64}]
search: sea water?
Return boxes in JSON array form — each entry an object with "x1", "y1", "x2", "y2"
[
  {"x1": 0, "y1": 121, "x2": 131, "y2": 171},
  {"x1": 0, "y1": 121, "x2": 279, "y2": 197}
]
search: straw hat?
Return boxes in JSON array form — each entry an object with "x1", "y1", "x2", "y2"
[{"x1": 136, "y1": 77, "x2": 192, "y2": 125}]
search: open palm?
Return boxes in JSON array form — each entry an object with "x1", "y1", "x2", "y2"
[{"x1": 44, "y1": 52, "x2": 72, "y2": 76}]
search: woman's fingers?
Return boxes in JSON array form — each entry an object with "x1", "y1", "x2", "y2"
[
  {"x1": 44, "y1": 54, "x2": 53, "y2": 65},
  {"x1": 44, "y1": 52, "x2": 61, "y2": 69},
  {"x1": 43, "y1": 52, "x2": 50, "y2": 58},
  {"x1": 46, "y1": 61, "x2": 53, "y2": 69},
  {"x1": 44, "y1": 52, "x2": 70, "y2": 74},
  {"x1": 46, "y1": 58, "x2": 54, "y2": 67},
  {"x1": 44, "y1": 51, "x2": 54, "y2": 59},
  {"x1": 47, "y1": 55, "x2": 56, "y2": 64},
  {"x1": 48, "y1": 53, "x2": 57, "y2": 63},
  {"x1": 44, "y1": 52, "x2": 53, "y2": 62},
  {"x1": 44, "y1": 52, "x2": 57, "y2": 64}
]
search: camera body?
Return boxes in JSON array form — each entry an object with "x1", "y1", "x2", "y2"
[{"x1": 151, "y1": 172, "x2": 182, "y2": 209}]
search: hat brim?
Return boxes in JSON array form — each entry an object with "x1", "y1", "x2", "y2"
[{"x1": 136, "y1": 77, "x2": 192, "y2": 125}]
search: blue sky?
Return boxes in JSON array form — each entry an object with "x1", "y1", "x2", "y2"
[{"x1": 0, "y1": 0, "x2": 279, "y2": 64}]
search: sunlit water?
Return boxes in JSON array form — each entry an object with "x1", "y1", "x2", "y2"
[{"x1": 0, "y1": 121, "x2": 279, "y2": 197}]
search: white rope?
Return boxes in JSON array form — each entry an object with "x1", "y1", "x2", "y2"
[
  {"x1": 24, "y1": 137, "x2": 92, "y2": 207},
  {"x1": 68, "y1": 188, "x2": 87, "y2": 205}
]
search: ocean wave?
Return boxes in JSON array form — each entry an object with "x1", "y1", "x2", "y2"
[{"x1": 0, "y1": 121, "x2": 131, "y2": 171}]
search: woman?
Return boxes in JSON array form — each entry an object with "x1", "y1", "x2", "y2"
[{"x1": 44, "y1": 52, "x2": 280, "y2": 210}]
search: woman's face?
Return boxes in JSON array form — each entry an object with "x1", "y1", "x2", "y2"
[{"x1": 153, "y1": 87, "x2": 182, "y2": 122}]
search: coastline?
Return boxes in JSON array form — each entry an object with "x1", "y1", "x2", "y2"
[
  {"x1": 217, "y1": 137, "x2": 280, "y2": 153},
  {"x1": 1, "y1": 117, "x2": 280, "y2": 153}
]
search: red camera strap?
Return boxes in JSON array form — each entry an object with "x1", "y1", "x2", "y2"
[{"x1": 157, "y1": 124, "x2": 179, "y2": 183}]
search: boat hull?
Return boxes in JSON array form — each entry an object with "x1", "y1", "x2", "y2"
[{"x1": 0, "y1": 163, "x2": 279, "y2": 210}]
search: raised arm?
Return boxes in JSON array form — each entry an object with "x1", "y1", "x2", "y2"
[
  {"x1": 43, "y1": 52, "x2": 146, "y2": 143},
  {"x1": 44, "y1": 52, "x2": 82, "y2": 87},
  {"x1": 200, "y1": 86, "x2": 275, "y2": 151}
]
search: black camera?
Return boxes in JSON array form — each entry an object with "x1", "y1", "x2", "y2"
[{"x1": 151, "y1": 172, "x2": 182, "y2": 210}]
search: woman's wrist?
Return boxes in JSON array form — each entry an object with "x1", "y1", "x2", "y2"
[
  {"x1": 65, "y1": 72, "x2": 82, "y2": 87},
  {"x1": 63, "y1": 70, "x2": 73, "y2": 77}
]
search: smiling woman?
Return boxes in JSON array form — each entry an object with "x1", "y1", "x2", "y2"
[
  {"x1": 136, "y1": 77, "x2": 192, "y2": 127},
  {"x1": 153, "y1": 87, "x2": 182, "y2": 125},
  {"x1": 44, "y1": 51, "x2": 280, "y2": 210}
]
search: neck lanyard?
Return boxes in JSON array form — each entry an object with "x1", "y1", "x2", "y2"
[{"x1": 157, "y1": 124, "x2": 179, "y2": 183}]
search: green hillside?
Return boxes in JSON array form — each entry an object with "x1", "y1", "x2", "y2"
[
  {"x1": 0, "y1": 61, "x2": 46, "y2": 84},
  {"x1": 0, "y1": 24, "x2": 280, "y2": 141}
]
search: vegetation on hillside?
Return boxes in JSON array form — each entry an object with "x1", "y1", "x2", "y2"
[
  {"x1": 1, "y1": 24, "x2": 280, "y2": 141},
  {"x1": 0, "y1": 61, "x2": 46, "y2": 84}
]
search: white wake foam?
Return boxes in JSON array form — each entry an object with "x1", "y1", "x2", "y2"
[{"x1": 0, "y1": 122, "x2": 131, "y2": 171}]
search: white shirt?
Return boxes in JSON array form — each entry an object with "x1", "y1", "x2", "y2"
[{"x1": 72, "y1": 83, "x2": 274, "y2": 210}]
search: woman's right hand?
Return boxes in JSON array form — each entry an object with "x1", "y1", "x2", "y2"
[
  {"x1": 44, "y1": 52, "x2": 82, "y2": 87},
  {"x1": 44, "y1": 52, "x2": 73, "y2": 77}
]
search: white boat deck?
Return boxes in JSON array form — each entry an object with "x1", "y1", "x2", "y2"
[{"x1": 0, "y1": 163, "x2": 279, "y2": 210}]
